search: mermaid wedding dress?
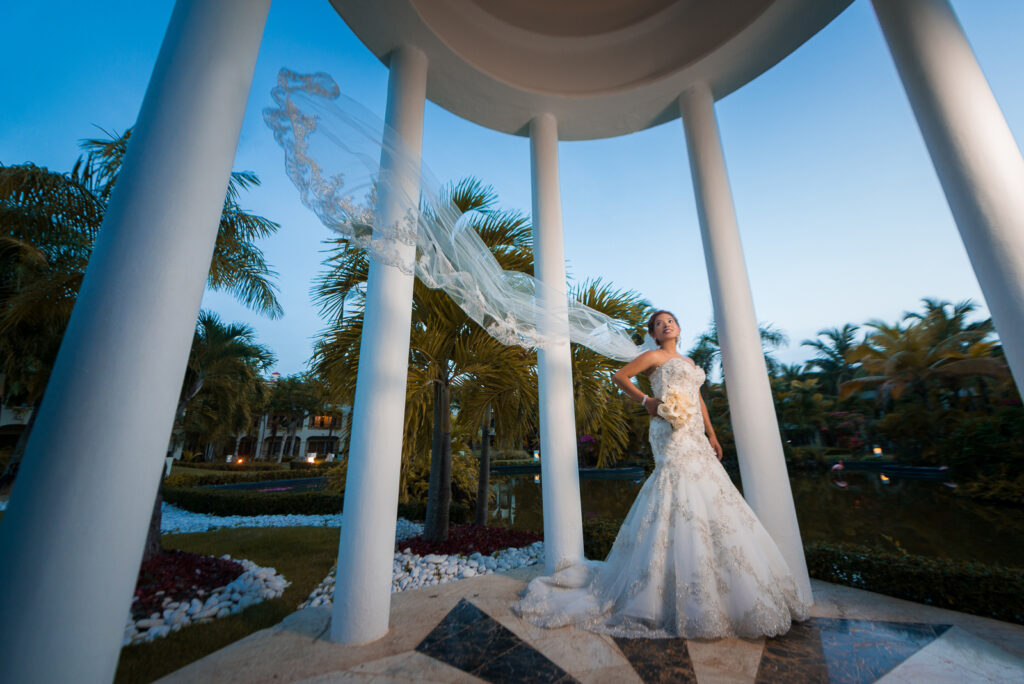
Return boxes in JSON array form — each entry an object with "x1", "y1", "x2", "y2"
[{"x1": 511, "y1": 357, "x2": 811, "y2": 639}]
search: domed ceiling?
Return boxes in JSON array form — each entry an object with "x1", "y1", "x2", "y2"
[{"x1": 331, "y1": 0, "x2": 852, "y2": 140}]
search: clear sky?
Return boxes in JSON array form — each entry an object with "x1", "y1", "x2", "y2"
[{"x1": 3, "y1": 1, "x2": 1022, "y2": 379}]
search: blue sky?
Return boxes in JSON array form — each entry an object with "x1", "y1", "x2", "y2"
[{"x1": 3, "y1": 1, "x2": 1022, "y2": 378}]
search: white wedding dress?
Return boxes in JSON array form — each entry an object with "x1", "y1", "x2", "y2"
[{"x1": 511, "y1": 357, "x2": 811, "y2": 639}]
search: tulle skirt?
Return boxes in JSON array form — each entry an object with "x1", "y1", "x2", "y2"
[{"x1": 511, "y1": 422, "x2": 810, "y2": 640}]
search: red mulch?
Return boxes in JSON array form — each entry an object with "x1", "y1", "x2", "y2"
[
  {"x1": 131, "y1": 549, "x2": 244, "y2": 620},
  {"x1": 398, "y1": 524, "x2": 542, "y2": 557}
]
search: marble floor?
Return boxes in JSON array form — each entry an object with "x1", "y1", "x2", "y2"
[{"x1": 158, "y1": 566, "x2": 1024, "y2": 683}]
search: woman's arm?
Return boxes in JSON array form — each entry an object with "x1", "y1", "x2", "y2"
[
  {"x1": 699, "y1": 392, "x2": 724, "y2": 460},
  {"x1": 611, "y1": 351, "x2": 661, "y2": 414}
]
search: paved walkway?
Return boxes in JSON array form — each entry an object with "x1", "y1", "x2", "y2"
[{"x1": 158, "y1": 566, "x2": 1024, "y2": 683}]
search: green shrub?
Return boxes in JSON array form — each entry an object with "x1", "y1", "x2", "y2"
[
  {"x1": 163, "y1": 486, "x2": 342, "y2": 516},
  {"x1": 165, "y1": 468, "x2": 328, "y2": 488},
  {"x1": 582, "y1": 518, "x2": 625, "y2": 561},
  {"x1": 163, "y1": 485, "x2": 470, "y2": 522},
  {"x1": 176, "y1": 462, "x2": 288, "y2": 472},
  {"x1": 805, "y1": 542, "x2": 1024, "y2": 625},
  {"x1": 396, "y1": 501, "x2": 472, "y2": 525},
  {"x1": 490, "y1": 449, "x2": 531, "y2": 464},
  {"x1": 402, "y1": 453, "x2": 479, "y2": 509},
  {"x1": 288, "y1": 460, "x2": 339, "y2": 472},
  {"x1": 957, "y1": 467, "x2": 1024, "y2": 506}
]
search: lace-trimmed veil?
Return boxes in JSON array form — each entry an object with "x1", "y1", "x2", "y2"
[{"x1": 263, "y1": 69, "x2": 643, "y2": 362}]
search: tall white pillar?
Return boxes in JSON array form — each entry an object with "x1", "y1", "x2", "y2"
[
  {"x1": 331, "y1": 45, "x2": 427, "y2": 645},
  {"x1": 529, "y1": 113, "x2": 585, "y2": 573},
  {"x1": 873, "y1": 0, "x2": 1024, "y2": 398},
  {"x1": 679, "y1": 83, "x2": 813, "y2": 602},
  {"x1": 0, "y1": 1, "x2": 271, "y2": 681}
]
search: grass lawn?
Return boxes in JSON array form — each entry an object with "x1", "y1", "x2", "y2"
[{"x1": 114, "y1": 526, "x2": 340, "y2": 684}]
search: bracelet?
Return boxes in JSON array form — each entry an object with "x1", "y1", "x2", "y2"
[{"x1": 641, "y1": 395, "x2": 648, "y2": 408}]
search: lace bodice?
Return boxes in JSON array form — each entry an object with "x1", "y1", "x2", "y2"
[
  {"x1": 648, "y1": 358, "x2": 710, "y2": 466},
  {"x1": 650, "y1": 357, "x2": 705, "y2": 401}
]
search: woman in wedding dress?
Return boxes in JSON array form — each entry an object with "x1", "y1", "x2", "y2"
[{"x1": 511, "y1": 311, "x2": 811, "y2": 640}]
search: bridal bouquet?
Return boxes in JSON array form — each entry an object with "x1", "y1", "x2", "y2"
[{"x1": 657, "y1": 387, "x2": 700, "y2": 430}]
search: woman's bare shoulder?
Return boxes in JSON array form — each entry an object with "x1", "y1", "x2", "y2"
[{"x1": 636, "y1": 349, "x2": 668, "y2": 376}]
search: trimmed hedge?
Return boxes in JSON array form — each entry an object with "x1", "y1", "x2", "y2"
[
  {"x1": 582, "y1": 518, "x2": 624, "y2": 561},
  {"x1": 581, "y1": 517, "x2": 1024, "y2": 626},
  {"x1": 288, "y1": 461, "x2": 339, "y2": 472},
  {"x1": 805, "y1": 542, "x2": 1024, "y2": 625},
  {"x1": 163, "y1": 486, "x2": 341, "y2": 516},
  {"x1": 162, "y1": 485, "x2": 470, "y2": 522},
  {"x1": 165, "y1": 468, "x2": 335, "y2": 488},
  {"x1": 177, "y1": 462, "x2": 288, "y2": 472}
]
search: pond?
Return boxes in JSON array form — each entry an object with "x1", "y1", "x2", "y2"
[{"x1": 488, "y1": 470, "x2": 1024, "y2": 569}]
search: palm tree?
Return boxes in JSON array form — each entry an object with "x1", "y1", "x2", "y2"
[
  {"x1": 690, "y1": 317, "x2": 790, "y2": 380},
  {"x1": 0, "y1": 128, "x2": 283, "y2": 483},
  {"x1": 567, "y1": 279, "x2": 651, "y2": 468},
  {"x1": 313, "y1": 178, "x2": 651, "y2": 539},
  {"x1": 801, "y1": 324, "x2": 861, "y2": 396},
  {"x1": 144, "y1": 310, "x2": 274, "y2": 561},
  {"x1": 776, "y1": 377, "x2": 834, "y2": 447},
  {"x1": 313, "y1": 178, "x2": 538, "y2": 541},
  {"x1": 266, "y1": 374, "x2": 325, "y2": 462},
  {"x1": 837, "y1": 309, "x2": 1009, "y2": 405}
]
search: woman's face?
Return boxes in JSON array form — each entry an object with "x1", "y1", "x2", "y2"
[{"x1": 651, "y1": 313, "x2": 679, "y2": 343}]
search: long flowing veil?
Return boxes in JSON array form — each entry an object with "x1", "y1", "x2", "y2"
[{"x1": 263, "y1": 69, "x2": 643, "y2": 362}]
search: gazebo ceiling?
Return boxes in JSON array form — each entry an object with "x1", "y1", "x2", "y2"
[{"x1": 331, "y1": 0, "x2": 852, "y2": 140}]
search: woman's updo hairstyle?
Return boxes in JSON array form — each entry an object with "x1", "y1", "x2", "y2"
[{"x1": 646, "y1": 310, "x2": 678, "y2": 337}]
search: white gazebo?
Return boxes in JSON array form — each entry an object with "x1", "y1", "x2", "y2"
[{"x1": 2, "y1": 0, "x2": 1023, "y2": 681}]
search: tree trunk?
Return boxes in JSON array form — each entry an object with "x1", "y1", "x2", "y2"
[
  {"x1": 977, "y1": 377, "x2": 990, "y2": 408},
  {"x1": 475, "y1": 406, "x2": 491, "y2": 527},
  {"x1": 142, "y1": 466, "x2": 165, "y2": 563},
  {"x1": 424, "y1": 381, "x2": 452, "y2": 542},
  {"x1": 266, "y1": 421, "x2": 278, "y2": 462},
  {"x1": 275, "y1": 425, "x2": 287, "y2": 463}
]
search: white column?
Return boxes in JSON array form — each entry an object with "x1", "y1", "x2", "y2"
[
  {"x1": 873, "y1": 0, "x2": 1024, "y2": 398},
  {"x1": 679, "y1": 83, "x2": 813, "y2": 601},
  {"x1": 529, "y1": 113, "x2": 585, "y2": 573},
  {"x1": 0, "y1": 1, "x2": 271, "y2": 681},
  {"x1": 331, "y1": 45, "x2": 427, "y2": 645}
]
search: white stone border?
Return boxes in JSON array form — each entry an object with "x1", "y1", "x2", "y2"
[
  {"x1": 300, "y1": 542, "x2": 544, "y2": 608},
  {"x1": 124, "y1": 556, "x2": 289, "y2": 646}
]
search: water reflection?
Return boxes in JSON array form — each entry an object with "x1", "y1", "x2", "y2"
[{"x1": 489, "y1": 471, "x2": 1024, "y2": 568}]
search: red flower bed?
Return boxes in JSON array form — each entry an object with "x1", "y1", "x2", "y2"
[
  {"x1": 131, "y1": 550, "x2": 244, "y2": 620},
  {"x1": 399, "y1": 524, "x2": 542, "y2": 557}
]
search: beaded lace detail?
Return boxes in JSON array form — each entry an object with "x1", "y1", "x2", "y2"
[{"x1": 511, "y1": 357, "x2": 811, "y2": 639}]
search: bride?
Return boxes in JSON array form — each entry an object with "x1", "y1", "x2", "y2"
[{"x1": 511, "y1": 310, "x2": 811, "y2": 639}]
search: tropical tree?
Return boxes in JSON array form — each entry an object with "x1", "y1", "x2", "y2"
[
  {"x1": 313, "y1": 178, "x2": 652, "y2": 540},
  {"x1": 689, "y1": 317, "x2": 791, "y2": 380},
  {"x1": 266, "y1": 374, "x2": 326, "y2": 462},
  {"x1": 0, "y1": 127, "x2": 282, "y2": 483},
  {"x1": 174, "y1": 311, "x2": 276, "y2": 456},
  {"x1": 144, "y1": 311, "x2": 275, "y2": 561},
  {"x1": 567, "y1": 279, "x2": 651, "y2": 468},
  {"x1": 313, "y1": 179, "x2": 538, "y2": 542},
  {"x1": 837, "y1": 298, "x2": 1009, "y2": 405},
  {"x1": 801, "y1": 324, "x2": 860, "y2": 396},
  {"x1": 775, "y1": 377, "x2": 834, "y2": 447}
]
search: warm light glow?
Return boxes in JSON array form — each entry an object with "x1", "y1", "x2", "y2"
[
  {"x1": 236, "y1": 458, "x2": 243, "y2": 464},
  {"x1": 880, "y1": 473, "x2": 890, "y2": 483},
  {"x1": 533, "y1": 450, "x2": 540, "y2": 461},
  {"x1": 307, "y1": 455, "x2": 316, "y2": 463},
  {"x1": 533, "y1": 474, "x2": 540, "y2": 484},
  {"x1": 873, "y1": 446, "x2": 883, "y2": 456}
]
